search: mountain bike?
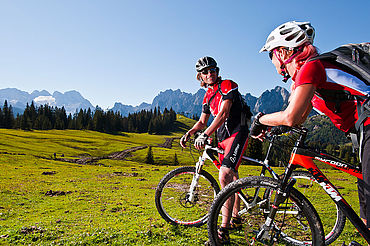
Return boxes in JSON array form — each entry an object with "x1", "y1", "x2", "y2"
[
  {"x1": 207, "y1": 126, "x2": 368, "y2": 245},
  {"x1": 155, "y1": 133, "x2": 342, "y2": 244}
]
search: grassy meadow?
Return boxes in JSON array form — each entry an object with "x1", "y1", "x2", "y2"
[{"x1": 0, "y1": 115, "x2": 366, "y2": 245}]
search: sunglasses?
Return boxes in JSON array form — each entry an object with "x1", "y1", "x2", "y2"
[
  {"x1": 269, "y1": 50, "x2": 274, "y2": 60},
  {"x1": 201, "y1": 67, "x2": 217, "y2": 75}
]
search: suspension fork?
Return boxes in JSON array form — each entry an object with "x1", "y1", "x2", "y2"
[
  {"x1": 187, "y1": 156, "x2": 205, "y2": 202},
  {"x1": 263, "y1": 135, "x2": 280, "y2": 180},
  {"x1": 256, "y1": 162, "x2": 297, "y2": 241},
  {"x1": 237, "y1": 136, "x2": 279, "y2": 214}
]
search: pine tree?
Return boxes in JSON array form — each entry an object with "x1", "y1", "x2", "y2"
[
  {"x1": 3, "y1": 100, "x2": 14, "y2": 128},
  {"x1": 93, "y1": 107, "x2": 104, "y2": 132},
  {"x1": 145, "y1": 146, "x2": 154, "y2": 164},
  {"x1": 76, "y1": 109, "x2": 84, "y2": 130}
]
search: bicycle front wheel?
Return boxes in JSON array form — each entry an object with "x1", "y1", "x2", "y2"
[
  {"x1": 155, "y1": 166, "x2": 220, "y2": 227},
  {"x1": 207, "y1": 176, "x2": 324, "y2": 246},
  {"x1": 292, "y1": 170, "x2": 346, "y2": 245}
]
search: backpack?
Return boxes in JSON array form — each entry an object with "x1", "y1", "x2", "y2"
[
  {"x1": 310, "y1": 42, "x2": 370, "y2": 85},
  {"x1": 309, "y1": 43, "x2": 370, "y2": 156}
]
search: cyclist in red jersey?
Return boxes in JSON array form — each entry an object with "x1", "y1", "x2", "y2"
[
  {"x1": 180, "y1": 56, "x2": 251, "y2": 243},
  {"x1": 253, "y1": 21, "x2": 370, "y2": 245}
]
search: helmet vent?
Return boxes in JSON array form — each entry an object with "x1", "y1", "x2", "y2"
[
  {"x1": 306, "y1": 29, "x2": 313, "y2": 36},
  {"x1": 299, "y1": 24, "x2": 307, "y2": 30},
  {"x1": 280, "y1": 27, "x2": 294, "y2": 35},
  {"x1": 285, "y1": 32, "x2": 299, "y2": 41},
  {"x1": 267, "y1": 36, "x2": 274, "y2": 43},
  {"x1": 296, "y1": 34, "x2": 305, "y2": 42}
]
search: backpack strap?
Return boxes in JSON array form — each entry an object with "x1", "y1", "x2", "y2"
[
  {"x1": 204, "y1": 80, "x2": 252, "y2": 128},
  {"x1": 314, "y1": 89, "x2": 355, "y2": 113},
  {"x1": 203, "y1": 81, "x2": 223, "y2": 115},
  {"x1": 355, "y1": 96, "x2": 370, "y2": 131},
  {"x1": 207, "y1": 82, "x2": 222, "y2": 106},
  {"x1": 350, "y1": 96, "x2": 370, "y2": 159}
]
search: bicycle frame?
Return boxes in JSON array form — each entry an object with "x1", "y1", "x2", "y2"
[
  {"x1": 187, "y1": 137, "x2": 282, "y2": 215},
  {"x1": 187, "y1": 145, "x2": 223, "y2": 203},
  {"x1": 279, "y1": 127, "x2": 370, "y2": 244}
]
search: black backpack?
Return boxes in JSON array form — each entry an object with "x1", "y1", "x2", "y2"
[
  {"x1": 310, "y1": 42, "x2": 370, "y2": 85},
  {"x1": 309, "y1": 43, "x2": 370, "y2": 154}
]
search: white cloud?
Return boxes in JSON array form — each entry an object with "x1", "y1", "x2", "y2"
[{"x1": 34, "y1": 96, "x2": 56, "y2": 106}]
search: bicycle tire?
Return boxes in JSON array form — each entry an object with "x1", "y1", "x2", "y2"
[
  {"x1": 292, "y1": 170, "x2": 346, "y2": 245},
  {"x1": 155, "y1": 166, "x2": 220, "y2": 227},
  {"x1": 207, "y1": 176, "x2": 324, "y2": 246}
]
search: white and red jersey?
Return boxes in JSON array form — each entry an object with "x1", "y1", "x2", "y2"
[
  {"x1": 293, "y1": 59, "x2": 370, "y2": 133},
  {"x1": 202, "y1": 79, "x2": 245, "y2": 141}
]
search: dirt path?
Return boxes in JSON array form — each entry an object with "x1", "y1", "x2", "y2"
[
  {"x1": 53, "y1": 137, "x2": 178, "y2": 165},
  {"x1": 157, "y1": 137, "x2": 178, "y2": 149}
]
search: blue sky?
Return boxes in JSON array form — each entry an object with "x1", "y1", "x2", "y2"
[{"x1": 0, "y1": 0, "x2": 369, "y2": 109}]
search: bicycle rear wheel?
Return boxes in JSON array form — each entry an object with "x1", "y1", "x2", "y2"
[
  {"x1": 155, "y1": 166, "x2": 220, "y2": 227},
  {"x1": 292, "y1": 170, "x2": 346, "y2": 245},
  {"x1": 207, "y1": 176, "x2": 324, "y2": 245}
]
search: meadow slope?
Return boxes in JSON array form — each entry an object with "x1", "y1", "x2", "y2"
[{"x1": 0, "y1": 115, "x2": 365, "y2": 245}]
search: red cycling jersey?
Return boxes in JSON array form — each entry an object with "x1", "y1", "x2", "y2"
[
  {"x1": 293, "y1": 59, "x2": 370, "y2": 133},
  {"x1": 202, "y1": 79, "x2": 245, "y2": 142},
  {"x1": 202, "y1": 78, "x2": 249, "y2": 171}
]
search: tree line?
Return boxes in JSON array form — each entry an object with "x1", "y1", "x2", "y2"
[
  {"x1": 0, "y1": 100, "x2": 177, "y2": 134},
  {"x1": 0, "y1": 100, "x2": 359, "y2": 165},
  {"x1": 243, "y1": 115, "x2": 360, "y2": 167}
]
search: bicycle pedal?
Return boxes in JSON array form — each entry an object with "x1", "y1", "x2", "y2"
[
  {"x1": 229, "y1": 217, "x2": 243, "y2": 231},
  {"x1": 349, "y1": 241, "x2": 363, "y2": 246}
]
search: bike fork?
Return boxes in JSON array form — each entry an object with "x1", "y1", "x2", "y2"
[
  {"x1": 188, "y1": 157, "x2": 204, "y2": 202},
  {"x1": 256, "y1": 178, "x2": 297, "y2": 242}
]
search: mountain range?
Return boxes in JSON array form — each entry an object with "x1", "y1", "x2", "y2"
[
  {"x1": 0, "y1": 86, "x2": 290, "y2": 117},
  {"x1": 112, "y1": 86, "x2": 290, "y2": 117},
  {"x1": 0, "y1": 88, "x2": 93, "y2": 115}
]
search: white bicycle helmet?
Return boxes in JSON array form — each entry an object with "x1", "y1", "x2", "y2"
[{"x1": 259, "y1": 21, "x2": 315, "y2": 53}]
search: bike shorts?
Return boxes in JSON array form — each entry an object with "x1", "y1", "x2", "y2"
[{"x1": 217, "y1": 127, "x2": 249, "y2": 172}]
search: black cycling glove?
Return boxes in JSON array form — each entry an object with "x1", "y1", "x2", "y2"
[{"x1": 249, "y1": 112, "x2": 268, "y2": 137}]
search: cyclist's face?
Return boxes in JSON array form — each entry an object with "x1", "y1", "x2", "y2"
[
  {"x1": 271, "y1": 49, "x2": 283, "y2": 74},
  {"x1": 200, "y1": 67, "x2": 218, "y2": 85}
]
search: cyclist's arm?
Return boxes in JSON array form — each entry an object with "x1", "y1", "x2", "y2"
[
  {"x1": 186, "y1": 112, "x2": 210, "y2": 136},
  {"x1": 203, "y1": 99, "x2": 232, "y2": 136},
  {"x1": 259, "y1": 84, "x2": 316, "y2": 127},
  {"x1": 301, "y1": 102, "x2": 313, "y2": 123}
]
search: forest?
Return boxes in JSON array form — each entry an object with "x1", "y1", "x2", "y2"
[
  {"x1": 0, "y1": 100, "x2": 359, "y2": 166},
  {"x1": 0, "y1": 100, "x2": 176, "y2": 135}
]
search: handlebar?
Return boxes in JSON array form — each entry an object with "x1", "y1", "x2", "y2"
[
  {"x1": 268, "y1": 125, "x2": 307, "y2": 137},
  {"x1": 204, "y1": 144, "x2": 224, "y2": 155},
  {"x1": 267, "y1": 126, "x2": 308, "y2": 147},
  {"x1": 188, "y1": 126, "x2": 308, "y2": 156},
  {"x1": 186, "y1": 133, "x2": 224, "y2": 155}
]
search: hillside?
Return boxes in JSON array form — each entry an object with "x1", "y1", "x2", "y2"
[
  {"x1": 0, "y1": 116, "x2": 210, "y2": 245},
  {"x1": 0, "y1": 116, "x2": 364, "y2": 245}
]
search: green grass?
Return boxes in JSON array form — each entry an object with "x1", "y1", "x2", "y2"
[{"x1": 0, "y1": 116, "x2": 366, "y2": 245}]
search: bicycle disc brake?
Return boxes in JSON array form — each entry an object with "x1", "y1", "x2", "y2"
[
  {"x1": 244, "y1": 207, "x2": 276, "y2": 245},
  {"x1": 179, "y1": 192, "x2": 199, "y2": 208}
]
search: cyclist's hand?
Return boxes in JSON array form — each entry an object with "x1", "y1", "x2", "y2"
[
  {"x1": 194, "y1": 132, "x2": 209, "y2": 150},
  {"x1": 249, "y1": 112, "x2": 268, "y2": 140},
  {"x1": 180, "y1": 133, "x2": 190, "y2": 148}
]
